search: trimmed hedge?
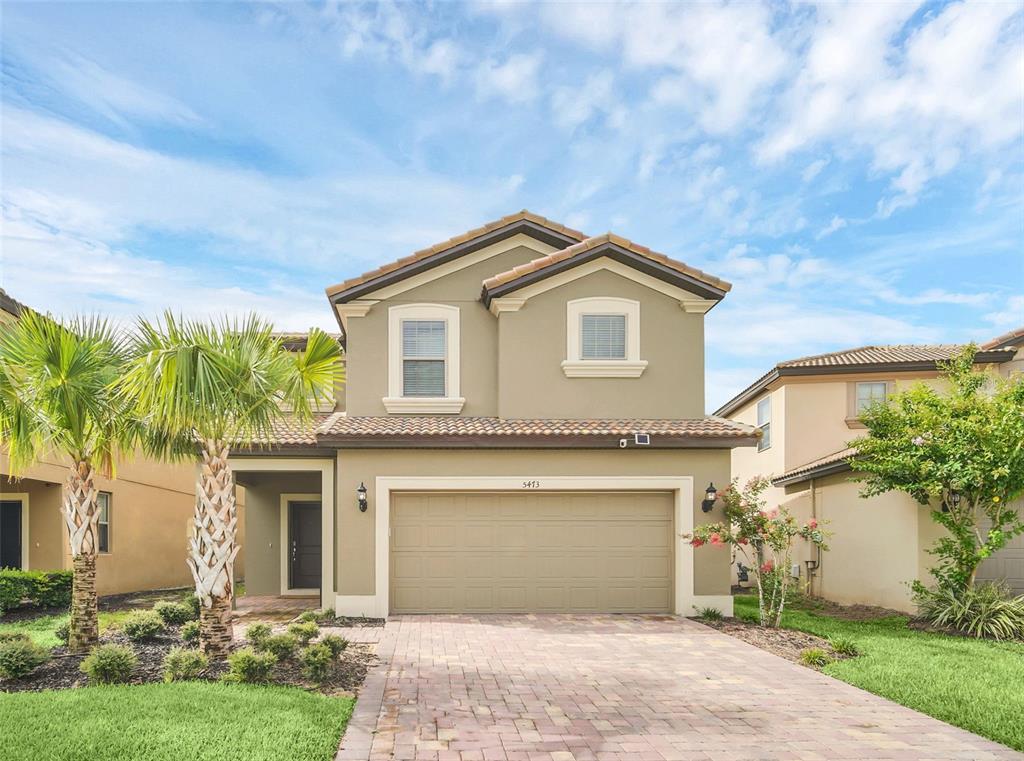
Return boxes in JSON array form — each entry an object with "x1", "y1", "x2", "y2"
[{"x1": 0, "y1": 570, "x2": 73, "y2": 613}]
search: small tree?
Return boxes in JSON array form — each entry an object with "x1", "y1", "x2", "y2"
[
  {"x1": 684, "y1": 476, "x2": 828, "y2": 627},
  {"x1": 120, "y1": 314, "x2": 342, "y2": 657},
  {"x1": 854, "y1": 345, "x2": 1024, "y2": 593}
]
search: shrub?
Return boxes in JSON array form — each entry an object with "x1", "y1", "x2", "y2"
[
  {"x1": 223, "y1": 647, "x2": 276, "y2": 684},
  {"x1": 154, "y1": 600, "x2": 195, "y2": 625},
  {"x1": 120, "y1": 610, "x2": 166, "y2": 641},
  {"x1": 186, "y1": 594, "x2": 201, "y2": 619},
  {"x1": 320, "y1": 634, "x2": 348, "y2": 658},
  {"x1": 245, "y1": 623, "x2": 272, "y2": 647},
  {"x1": 0, "y1": 637, "x2": 50, "y2": 679},
  {"x1": 288, "y1": 621, "x2": 319, "y2": 645},
  {"x1": 0, "y1": 569, "x2": 73, "y2": 612},
  {"x1": 163, "y1": 647, "x2": 209, "y2": 682},
  {"x1": 297, "y1": 610, "x2": 319, "y2": 623},
  {"x1": 317, "y1": 607, "x2": 335, "y2": 622},
  {"x1": 80, "y1": 644, "x2": 137, "y2": 684},
  {"x1": 829, "y1": 637, "x2": 860, "y2": 657},
  {"x1": 300, "y1": 643, "x2": 332, "y2": 683},
  {"x1": 54, "y1": 622, "x2": 70, "y2": 646},
  {"x1": 0, "y1": 631, "x2": 30, "y2": 644},
  {"x1": 914, "y1": 581, "x2": 1024, "y2": 640},
  {"x1": 259, "y1": 633, "x2": 298, "y2": 660},
  {"x1": 180, "y1": 620, "x2": 200, "y2": 644},
  {"x1": 799, "y1": 648, "x2": 833, "y2": 668},
  {"x1": 696, "y1": 607, "x2": 723, "y2": 622}
]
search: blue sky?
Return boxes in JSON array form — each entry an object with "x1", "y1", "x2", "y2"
[{"x1": 2, "y1": 1, "x2": 1022, "y2": 410}]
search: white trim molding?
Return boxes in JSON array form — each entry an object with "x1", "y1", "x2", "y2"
[
  {"x1": 229, "y1": 457, "x2": 335, "y2": 607},
  {"x1": 562, "y1": 297, "x2": 647, "y2": 378},
  {"x1": 331, "y1": 475, "x2": 729, "y2": 619},
  {"x1": 487, "y1": 296, "x2": 527, "y2": 316},
  {"x1": 2, "y1": 492, "x2": 30, "y2": 570},
  {"x1": 279, "y1": 493, "x2": 322, "y2": 596},
  {"x1": 333, "y1": 300, "x2": 378, "y2": 330},
  {"x1": 385, "y1": 303, "x2": 464, "y2": 414}
]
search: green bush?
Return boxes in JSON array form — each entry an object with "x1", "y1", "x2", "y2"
[
  {"x1": 828, "y1": 637, "x2": 860, "y2": 657},
  {"x1": 300, "y1": 643, "x2": 332, "y2": 683},
  {"x1": 245, "y1": 623, "x2": 272, "y2": 647},
  {"x1": 80, "y1": 644, "x2": 137, "y2": 684},
  {"x1": 0, "y1": 637, "x2": 50, "y2": 679},
  {"x1": 54, "y1": 622, "x2": 70, "y2": 647},
  {"x1": 914, "y1": 581, "x2": 1024, "y2": 640},
  {"x1": 287, "y1": 621, "x2": 319, "y2": 645},
  {"x1": 799, "y1": 648, "x2": 833, "y2": 668},
  {"x1": 696, "y1": 607, "x2": 723, "y2": 622},
  {"x1": 0, "y1": 569, "x2": 73, "y2": 612},
  {"x1": 259, "y1": 633, "x2": 298, "y2": 660},
  {"x1": 320, "y1": 634, "x2": 348, "y2": 658},
  {"x1": 186, "y1": 594, "x2": 201, "y2": 619},
  {"x1": 223, "y1": 647, "x2": 277, "y2": 684},
  {"x1": 0, "y1": 631, "x2": 30, "y2": 644},
  {"x1": 163, "y1": 647, "x2": 209, "y2": 682},
  {"x1": 180, "y1": 620, "x2": 200, "y2": 644},
  {"x1": 154, "y1": 600, "x2": 195, "y2": 625},
  {"x1": 120, "y1": 610, "x2": 166, "y2": 641},
  {"x1": 297, "y1": 610, "x2": 319, "y2": 623}
]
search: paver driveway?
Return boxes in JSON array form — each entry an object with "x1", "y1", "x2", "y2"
[{"x1": 337, "y1": 615, "x2": 1021, "y2": 761}]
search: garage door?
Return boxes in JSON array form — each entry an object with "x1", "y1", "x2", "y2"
[
  {"x1": 977, "y1": 498, "x2": 1024, "y2": 595},
  {"x1": 390, "y1": 490, "x2": 674, "y2": 614}
]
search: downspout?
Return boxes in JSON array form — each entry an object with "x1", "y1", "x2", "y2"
[{"x1": 804, "y1": 477, "x2": 821, "y2": 596}]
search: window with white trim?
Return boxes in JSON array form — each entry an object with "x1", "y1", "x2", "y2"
[
  {"x1": 97, "y1": 492, "x2": 111, "y2": 553},
  {"x1": 385, "y1": 304, "x2": 463, "y2": 413},
  {"x1": 563, "y1": 297, "x2": 647, "y2": 378},
  {"x1": 756, "y1": 396, "x2": 771, "y2": 452},
  {"x1": 855, "y1": 381, "x2": 888, "y2": 414}
]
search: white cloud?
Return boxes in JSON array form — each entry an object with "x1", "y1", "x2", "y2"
[
  {"x1": 984, "y1": 295, "x2": 1024, "y2": 329},
  {"x1": 475, "y1": 53, "x2": 543, "y2": 103},
  {"x1": 550, "y1": 70, "x2": 617, "y2": 131},
  {"x1": 802, "y1": 158, "x2": 829, "y2": 183},
  {"x1": 816, "y1": 215, "x2": 847, "y2": 239},
  {"x1": 876, "y1": 288, "x2": 991, "y2": 307}
]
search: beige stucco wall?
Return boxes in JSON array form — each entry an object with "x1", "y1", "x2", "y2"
[
  {"x1": 728, "y1": 386, "x2": 788, "y2": 509},
  {"x1": 236, "y1": 471, "x2": 322, "y2": 597},
  {"x1": 497, "y1": 269, "x2": 705, "y2": 419},
  {"x1": 334, "y1": 448, "x2": 732, "y2": 598}
]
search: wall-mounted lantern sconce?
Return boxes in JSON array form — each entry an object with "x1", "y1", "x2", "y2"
[
  {"x1": 701, "y1": 482, "x2": 718, "y2": 513},
  {"x1": 357, "y1": 482, "x2": 368, "y2": 512},
  {"x1": 943, "y1": 490, "x2": 960, "y2": 514}
]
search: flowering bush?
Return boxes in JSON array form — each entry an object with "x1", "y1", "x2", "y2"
[{"x1": 684, "y1": 476, "x2": 828, "y2": 627}]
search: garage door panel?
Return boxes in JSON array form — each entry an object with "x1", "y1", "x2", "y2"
[{"x1": 391, "y1": 491, "x2": 674, "y2": 614}]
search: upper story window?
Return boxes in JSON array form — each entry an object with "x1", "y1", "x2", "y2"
[
  {"x1": 97, "y1": 492, "x2": 111, "y2": 553},
  {"x1": 756, "y1": 395, "x2": 771, "y2": 452},
  {"x1": 385, "y1": 304, "x2": 464, "y2": 414},
  {"x1": 855, "y1": 381, "x2": 888, "y2": 414},
  {"x1": 563, "y1": 297, "x2": 648, "y2": 378}
]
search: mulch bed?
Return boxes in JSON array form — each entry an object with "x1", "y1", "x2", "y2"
[
  {"x1": 699, "y1": 617, "x2": 849, "y2": 666},
  {"x1": 305, "y1": 614, "x2": 384, "y2": 628},
  {"x1": 1, "y1": 623, "x2": 375, "y2": 696}
]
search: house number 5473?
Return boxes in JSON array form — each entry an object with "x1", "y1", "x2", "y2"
[{"x1": 521, "y1": 480, "x2": 541, "y2": 489}]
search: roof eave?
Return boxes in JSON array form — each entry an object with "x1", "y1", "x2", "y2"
[
  {"x1": 773, "y1": 459, "x2": 854, "y2": 487},
  {"x1": 317, "y1": 433, "x2": 759, "y2": 449}
]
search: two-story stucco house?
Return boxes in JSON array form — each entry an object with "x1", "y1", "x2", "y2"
[
  {"x1": 717, "y1": 333, "x2": 1024, "y2": 612},
  {"x1": 232, "y1": 211, "x2": 757, "y2": 618}
]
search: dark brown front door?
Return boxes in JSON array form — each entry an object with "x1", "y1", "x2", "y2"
[
  {"x1": 0, "y1": 500, "x2": 23, "y2": 570},
  {"x1": 288, "y1": 501, "x2": 321, "y2": 590}
]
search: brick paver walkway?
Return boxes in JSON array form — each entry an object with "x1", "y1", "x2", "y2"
[{"x1": 336, "y1": 615, "x2": 1021, "y2": 761}]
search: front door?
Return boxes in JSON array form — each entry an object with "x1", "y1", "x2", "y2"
[
  {"x1": 0, "y1": 500, "x2": 23, "y2": 569},
  {"x1": 288, "y1": 501, "x2": 321, "y2": 590}
]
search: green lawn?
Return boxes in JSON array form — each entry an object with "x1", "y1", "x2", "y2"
[
  {"x1": 0, "y1": 610, "x2": 138, "y2": 648},
  {"x1": 0, "y1": 682, "x2": 353, "y2": 761},
  {"x1": 733, "y1": 595, "x2": 1024, "y2": 751}
]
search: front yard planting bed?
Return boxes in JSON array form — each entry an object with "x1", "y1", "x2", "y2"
[
  {"x1": 0, "y1": 682, "x2": 353, "y2": 761},
  {"x1": 727, "y1": 595, "x2": 1024, "y2": 752}
]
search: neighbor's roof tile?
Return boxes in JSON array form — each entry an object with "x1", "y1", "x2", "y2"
[
  {"x1": 772, "y1": 446, "x2": 859, "y2": 485},
  {"x1": 778, "y1": 345, "x2": 973, "y2": 367},
  {"x1": 982, "y1": 326, "x2": 1024, "y2": 351}
]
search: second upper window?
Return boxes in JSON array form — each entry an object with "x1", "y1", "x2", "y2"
[
  {"x1": 402, "y1": 320, "x2": 446, "y2": 397},
  {"x1": 563, "y1": 297, "x2": 647, "y2": 377}
]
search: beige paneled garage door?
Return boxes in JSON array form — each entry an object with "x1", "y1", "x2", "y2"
[
  {"x1": 390, "y1": 490, "x2": 674, "y2": 614},
  {"x1": 977, "y1": 498, "x2": 1024, "y2": 595}
]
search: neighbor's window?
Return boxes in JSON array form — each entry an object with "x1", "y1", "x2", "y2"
[
  {"x1": 401, "y1": 320, "x2": 446, "y2": 397},
  {"x1": 580, "y1": 314, "x2": 627, "y2": 360},
  {"x1": 757, "y1": 396, "x2": 771, "y2": 451},
  {"x1": 855, "y1": 381, "x2": 889, "y2": 415},
  {"x1": 97, "y1": 492, "x2": 111, "y2": 553}
]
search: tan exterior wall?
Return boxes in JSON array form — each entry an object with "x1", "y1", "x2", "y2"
[
  {"x1": 334, "y1": 448, "x2": 732, "y2": 598},
  {"x1": 728, "y1": 386, "x2": 788, "y2": 509},
  {"x1": 237, "y1": 471, "x2": 322, "y2": 597},
  {"x1": 497, "y1": 269, "x2": 705, "y2": 419}
]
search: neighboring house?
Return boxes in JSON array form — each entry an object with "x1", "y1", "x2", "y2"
[
  {"x1": 717, "y1": 335, "x2": 1024, "y2": 612},
  {"x1": 233, "y1": 210, "x2": 757, "y2": 617},
  {"x1": 0, "y1": 289, "x2": 234, "y2": 594}
]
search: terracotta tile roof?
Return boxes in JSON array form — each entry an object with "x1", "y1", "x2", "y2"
[
  {"x1": 324, "y1": 210, "x2": 587, "y2": 298},
  {"x1": 982, "y1": 326, "x2": 1024, "y2": 351},
  {"x1": 0, "y1": 288, "x2": 29, "y2": 317},
  {"x1": 772, "y1": 447, "x2": 858, "y2": 486},
  {"x1": 481, "y1": 233, "x2": 731, "y2": 294},
  {"x1": 320, "y1": 415, "x2": 755, "y2": 440},
  {"x1": 246, "y1": 413, "x2": 338, "y2": 447}
]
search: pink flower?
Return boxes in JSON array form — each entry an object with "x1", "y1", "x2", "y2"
[
  {"x1": 691, "y1": 538, "x2": 705, "y2": 548},
  {"x1": 738, "y1": 538, "x2": 749, "y2": 545},
  {"x1": 710, "y1": 532, "x2": 724, "y2": 546},
  {"x1": 760, "y1": 560, "x2": 775, "y2": 574},
  {"x1": 766, "y1": 509, "x2": 779, "y2": 520},
  {"x1": 807, "y1": 518, "x2": 818, "y2": 529}
]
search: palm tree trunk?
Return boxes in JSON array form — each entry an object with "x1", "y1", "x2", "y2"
[
  {"x1": 63, "y1": 460, "x2": 99, "y2": 653},
  {"x1": 188, "y1": 439, "x2": 239, "y2": 658}
]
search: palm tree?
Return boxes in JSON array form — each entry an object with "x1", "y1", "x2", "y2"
[
  {"x1": 0, "y1": 311, "x2": 134, "y2": 652},
  {"x1": 120, "y1": 313, "x2": 341, "y2": 657}
]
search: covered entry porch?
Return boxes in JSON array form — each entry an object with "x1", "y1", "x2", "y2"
[{"x1": 232, "y1": 457, "x2": 334, "y2": 608}]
